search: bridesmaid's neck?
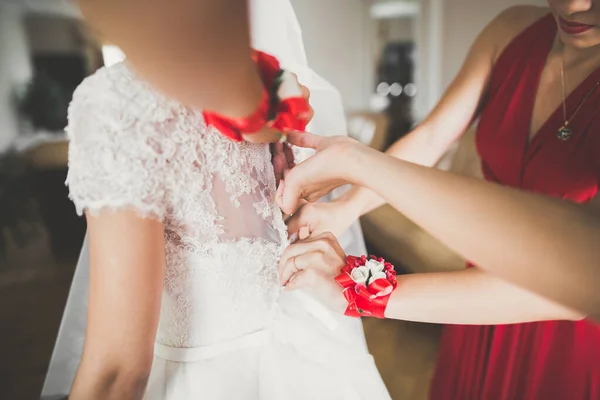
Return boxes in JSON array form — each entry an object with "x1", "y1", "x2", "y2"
[{"x1": 552, "y1": 36, "x2": 600, "y2": 70}]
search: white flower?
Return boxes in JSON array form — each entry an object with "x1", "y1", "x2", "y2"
[
  {"x1": 277, "y1": 70, "x2": 303, "y2": 101},
  {"x1": 367, "y1": 271, "x2": 387, "y2": 286},
  {"x1": 366, "y1": 259, "x2": 385, "y2": 273},
  {"x1": 350, "y1": 266, "x2": 370, "y2": 285}
]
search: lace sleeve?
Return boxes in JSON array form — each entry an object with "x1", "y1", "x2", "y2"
[{"x1": 66, "y1": 69, "x2": 167, "y2": 220}]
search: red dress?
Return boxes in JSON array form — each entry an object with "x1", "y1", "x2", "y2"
[{"x1": 431, "y1": 14, "x2": 600, "y2": 400}]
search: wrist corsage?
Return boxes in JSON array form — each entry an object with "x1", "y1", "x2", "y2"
[
  {"x1": 335, "y1": 255, "x2": 397, "y2": 318},
  {"x1": 202, "y1": 50, "x2": 310, "y2": 142}
]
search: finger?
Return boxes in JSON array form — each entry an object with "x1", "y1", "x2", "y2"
[
  {"x1": 278, "y1": 167, "x2": 309, "y2": 214},
  {"x1": 279, "y1": 257, "x2": 300, "y2": 286},
  {"x1": 283, "y1": 199, "x2": 307, "y2": 226},
  {"x1": 299, "y1": 226, "x2": 310, "y2": 240},
  {"x1": 276, "y1": 179, "x2": 287, "y2": 211},
  {"x1": 305, "y1": 232, "x2": 346, "y2": 263},
  {"x1": 281, "y1": 253, "x2": 325, "y2": 286},
  {"x1": 278, "y1": 241, "x2": 307, "y2": 278},
  {"x1": 286, "y1": 131, "x2": 321, "y2": 149},
  {"x1": 272, "y1": 153, "x2": 286, "y2": 186},
  {"x1": 278, "y1": 239, "x2": 324, "y2": 278},
  {"x1": 284, "y1": 200, "x2": 309, "y2": 232},
  {"x1": 286, "y1": 212, "x2": 305, "y2": 235},
  {"x1": 283, "y1": 143, "x2": 295, "y2": 169},
  {"x1": 271, "y1": 142, "x2": 286, "y2": 186},
  {"x1": 292, "y1": 251, "x2": 338, "y2": 275},
  {"x1": 279, "y1": 235, "x2": 336, "y2": 278},
  {"x1": 273, "y1": 141, "x2": 284, "y2": 155},
  {"x1": 282, "y1": 167, "x2": 292, "y2": 181},
  {"x1": 277, "y1": 175, "x2": 300, "y2": 215},
  {"x1": 285, "y1": 269, "x2": 318, "y2": 291},
  {"x1": 318, "y1": 231, "x2": 346, "y2": 260},
  {"x1": 304, "y1": 184, "x2": 342, "y2": 203}
]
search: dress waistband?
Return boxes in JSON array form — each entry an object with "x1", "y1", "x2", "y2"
[{"x1": 154, "y1": 330, "x2": 272, "y2": 362}]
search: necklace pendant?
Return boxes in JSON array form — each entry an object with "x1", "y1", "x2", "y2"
[{"x1": 557, "y1": 126, "x2": 572, "y2": 141}]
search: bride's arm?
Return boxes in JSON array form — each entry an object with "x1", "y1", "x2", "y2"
[
  {"x1": 76, "y1": 0, "x2": 263, "y2": 118},
  {"x1": 69, "y1": 212, "x2": 165, "y2": 400}
]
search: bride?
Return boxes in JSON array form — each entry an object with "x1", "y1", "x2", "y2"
[{"x1": 41, "y1": 0, "x2": 389, "y2": 399}]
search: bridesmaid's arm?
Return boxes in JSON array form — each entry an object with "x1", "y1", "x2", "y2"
[
  {"x1": 69, "y1": 211, "x2": 165, "y2": 400},
  {"x1": 333, "y1": 10, "x2": 498, "y2": 219},
  {"x1": 76, "y1": 0, "x2": 263, "y2": 118},
  {"x1": 280, "y1": 134, "x2": 600, "y2": 321},
  {"x1": 354, "y1": 150, "x2": 600, "y2": 321},
  {"x1": 286, "y1": 5, "x2": 550, "y2": 238},
  {"x1": 280, "y1": 236, "x2": 584, "y2": 325},
  {"x1": 383, "y1": 268, "x2": 584, "y2": 324}
]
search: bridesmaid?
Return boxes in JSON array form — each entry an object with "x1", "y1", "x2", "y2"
[{"x1": 284, "y1": 2, "x2": 600, "y2": 399}]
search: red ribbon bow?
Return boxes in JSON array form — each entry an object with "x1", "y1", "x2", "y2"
[
  {"x1": 335, "y1": 255, "x2": 398, "y2": 319},
  {"x1": 202, "y1": 50, "x2": 310, "y2": 142}
]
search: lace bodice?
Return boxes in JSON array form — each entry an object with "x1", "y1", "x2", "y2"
[{"x1": 67, "y1": 63, "x2": 289, "y2": 347}]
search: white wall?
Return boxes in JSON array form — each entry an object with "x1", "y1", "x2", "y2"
[
  {"x1": 411, "y1": 0, "x2": 547, "y2": 120},
  {"x1": 386, "y1": 17, "x2": 415, "y2": 41},
  {"x1": 0, "y1": 5, "x2": 33, "y2": 152},
  {"x1": 441, "y1": 0, "x2": 547, "y2": 89},
  {"x1": 291, "y1": 0, "x2": 375, "y2": 112}
]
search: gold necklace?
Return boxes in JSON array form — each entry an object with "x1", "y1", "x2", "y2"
[{"x1": 558, "y1": 55, "x2": 600, "y2": 141}]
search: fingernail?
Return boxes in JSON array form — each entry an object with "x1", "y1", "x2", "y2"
[{"x1": 299, "y1": 226, "x2": 310, "y2": 240}]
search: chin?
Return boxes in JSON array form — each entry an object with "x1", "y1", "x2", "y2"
[{"x1": 557, "y1": 30, "x2": 600, "y2": 49}]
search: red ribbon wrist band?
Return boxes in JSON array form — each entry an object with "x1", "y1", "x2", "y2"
[{"x1": 335, "y1": 255, "x2": 398, "y2": 319}]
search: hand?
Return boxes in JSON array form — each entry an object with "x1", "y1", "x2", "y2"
[
  {"x1": 276, "y1": 132, "x2": 366, "y2": 215},
  {"x1": 285, "y1": 199, "x2": 359, "y2": 240},
  {"x1": 271, "y1": 142, "x2": 295, "y2": 188},
  {"x1": 267, "y1": 76, "x2": 313, "y2": 186},
  {"x1": 278, "y1": 232, "x2": 348, "y2": 314}
]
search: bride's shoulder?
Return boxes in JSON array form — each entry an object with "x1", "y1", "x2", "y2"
[
  {"x1": 70, "y1": 62, "x2": 158, "y2": 118},
  {"x1": 67, "y1": 62, "x2": 171, "y2": 144}
]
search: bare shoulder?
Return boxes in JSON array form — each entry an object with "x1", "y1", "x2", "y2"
[{"x1": 484, "y1": 6, "x2": 552, "y2": 62}]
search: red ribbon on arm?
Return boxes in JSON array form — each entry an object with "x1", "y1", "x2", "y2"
[
  {"x1": 335, "y1": 255, "x2": 397, "y2": 319},
  {"x1": 202, "y1": 50, "x2": 310, "y2": 142}
]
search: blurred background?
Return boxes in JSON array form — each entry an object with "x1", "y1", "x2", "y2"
[{"x1": 0, "y1": 0, "x2": 546, "y2": 399}]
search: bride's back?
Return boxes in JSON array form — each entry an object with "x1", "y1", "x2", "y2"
[{"x1": 67, "y1": 62, "x2": 288, "y2": 349}]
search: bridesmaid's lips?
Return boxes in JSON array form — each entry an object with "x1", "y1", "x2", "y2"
[{"x1": 558, "y1": 17, "x2": 594, "y2": 35}]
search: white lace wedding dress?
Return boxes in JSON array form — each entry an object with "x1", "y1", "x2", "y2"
[{"x1": 66, "y1": 62, "x2": 390, "y2": 399}]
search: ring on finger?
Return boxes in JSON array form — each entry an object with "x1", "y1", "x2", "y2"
[{"x1": 292, "y1": 256, "x2": 300, "y2": 273}]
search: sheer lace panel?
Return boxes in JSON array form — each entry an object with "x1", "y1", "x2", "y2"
[{"x1": 67, "y1": 63, "x2": 289, "y2": 347}]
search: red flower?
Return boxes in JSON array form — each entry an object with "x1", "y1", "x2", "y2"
[
  {"x1": 202, "y1": 50, "x2": 309, "y2": 142},
  {"x1": 335, "y1": 254, "x2": 398, "y2": 319}
]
